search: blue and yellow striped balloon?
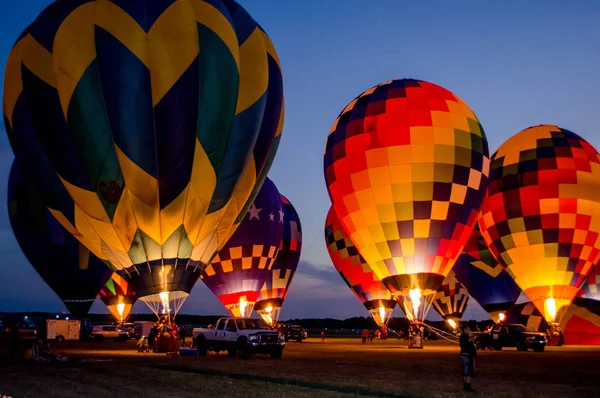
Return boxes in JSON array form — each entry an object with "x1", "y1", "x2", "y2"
[{"x1": 3, "y1": 0, "x2": 284, "y2": 303}]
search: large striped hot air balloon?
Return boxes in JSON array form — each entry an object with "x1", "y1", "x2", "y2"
[
  {"x1": 8, "y1": 159, "x2": 112, "y2": 317},
  {"x1": 452, "y1": 224, "x2": 522, "y2": 323},
  {"x1": 325, "y1": 207, "x2": 396, "y2": 326},
  {"x1": 479, "y1": 125, "x2": 600, "y2": 324},
  {"x1": 3, "y1": 0, "x2": 284, "y2": 319},
  {"x1": 98, "y1": 273, "x2": 136, "y2": 323},
  {"x1": 201, "y1": 178, "x2": 284, "y2": 318},
  {"x1": 324, "y1": 79, "x2": 490, "y2": 323},
  {"x1": 255, "y1": 194, "x2": 302, "y2": 326}
]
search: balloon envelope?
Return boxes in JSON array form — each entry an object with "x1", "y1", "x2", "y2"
[
  {"x1": 325, "y1": 207, "x2": 396, "y2": 326},
  {"x1": 452, "y1": 224, "x2": 522, "y2": 323},
  {"x1": 201, "y1": 178, "x2": 284, "y2": 318},
  {"x1": 324, "y1": 78, "x2": 490, "y2": 322},
  {"x1": 430, "y1": 272, "x2": 469, "y2": 327},
  {"x1": 255, "y1": 194, "x2": 303, "y2": 325},
  {"x1": 479, "y1": 125, "x2": 600, "y2": 323},
  {"x1": 8, "y1": 160, "x2": 112, "y2": 317},
  {"x1": 98, "y1": 272, "x2": 137, "y2": 323},
  {"x1": 3, "y1": 0, "x2": 284, "y2": 304}
]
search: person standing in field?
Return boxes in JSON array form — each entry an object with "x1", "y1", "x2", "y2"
[
  {"x1": 361, "y1": 329, "x2": 368, "y2": 343},
  {"x1": 459, "y1": 325, "x2": 477, "y2": 392}
]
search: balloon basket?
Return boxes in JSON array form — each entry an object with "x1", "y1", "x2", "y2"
[{"x1": 408, "y1": 335, "x2": 423, "y2": 349}]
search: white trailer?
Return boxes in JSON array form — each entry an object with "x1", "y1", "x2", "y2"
[{"x1": 46, "y1": 319, "x2": 81, "y2": 342}]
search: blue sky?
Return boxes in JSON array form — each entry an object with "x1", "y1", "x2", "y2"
[{"x1": 0, "y1": 0, "x2": 599, "y2": 320}]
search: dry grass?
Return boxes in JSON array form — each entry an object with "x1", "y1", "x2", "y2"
[{"x1": 1, "y1": 338, "x2": 598, "y2": 397}]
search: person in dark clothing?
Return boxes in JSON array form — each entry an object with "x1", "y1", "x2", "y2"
[
  {"x1": 179, "y1": 325, "x2": 187, "y2": 346},
  {"x1": 11, "y1": 320, "x2": 21, "y2": 360},
  {"x1": 459, "y1": 325, "x2": 477, "y2": 392}
]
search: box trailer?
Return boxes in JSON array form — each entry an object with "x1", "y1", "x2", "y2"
[{"x1": 47, "y1": 319, "x2": 81, "y2": 342}]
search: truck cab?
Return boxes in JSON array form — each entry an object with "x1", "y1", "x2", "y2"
[
  {"x1": 475, "y1": 323, "x2": 547, "y2": 351},
  {"x1": 193, "y1": 318, "x2": 284, "y2": 359}
]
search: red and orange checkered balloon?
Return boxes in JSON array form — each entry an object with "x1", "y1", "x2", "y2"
[
  {"x1": 325, "y1": 207, "x2": 396, "y2": 326},
  {"x1": 324, "y1": 79, "x2": 490, "y2": 322},
  {"x1": 479, "y1": 125, "x2": 600, "y2": 323}
]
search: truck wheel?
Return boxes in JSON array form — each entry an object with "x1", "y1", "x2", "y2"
[
  {"x1": 270, "y1": 348, "x2": 283, "y2": 359},
  {"x1": 196, "y1": 337, "x2": 208, "y2": 356},
  {"x1": 237, "y1": 338, "x2": 251, "y2": 359},
  {"x1": 227, "y1": 343, "x2": 237, "y2": 357},
  {"x1": 516, "y1": 343, "x2": 527, "y2": 351},
  {"x1": 56, "y1": 335, "x2": 65, "y2": 343},
  {"x1": 493, "y1": 345, "x2": 502, "y2": 351},
  {"x1": 296, "y1": 337, "x2": 302, "y2": 343}
]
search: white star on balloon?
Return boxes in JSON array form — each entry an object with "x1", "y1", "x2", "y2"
[
  {"x1": 248, "y1": 203, "x2": 262, "y2": 220},
  {"x1": 269, "y1": 213, "x2": 275, "y2": 221},
  {"x1": 278, "y1": 208, "x2": 284, "y2": 223}
]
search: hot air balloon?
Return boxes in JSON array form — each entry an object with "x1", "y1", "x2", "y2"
[
  {"x1": 3, "y1": 0, "x2": 284, "y2": 319},
  {"x1": 201, "y1": 178, "x2": 284, "y2": 318},
  {"x1": 98, "y1": 272, "x2": 137, "y2": 324},
  {"x1": 8, "y1": 160, "x2": 112, "y2": 317},
  {"x1": 430, "y1": 272, "x2": 469, "y2": 330},
  {"x1": 325, "y1": 207, "x2": 397, "y2": 326},
  {"x1": 579, "y1": 264, "x2": 599, "y2": 301},
  {"x1": 255, "y1": 194, "x2": 302, "y2": 326},
  {"x1": 479, "y1": 125, "x2": 600, "y2": 325},
  {"x1": 324, "y1": 79, "x2": 490, "y2": 323},
  {"x1": 452, "y1": 224, "x2": 522, "y2": 323}
]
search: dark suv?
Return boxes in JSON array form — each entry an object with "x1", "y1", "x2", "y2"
[
  {"x1": 275, "y1": 324, "x2": 307, "y2": 342},
  {"x1": 475, "y1": 324, "x2": 546, "y2": 352}
]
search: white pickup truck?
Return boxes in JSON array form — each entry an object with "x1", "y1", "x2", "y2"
[{"x1": 192, "y1": 318, "x2": 285, "y2": 359}]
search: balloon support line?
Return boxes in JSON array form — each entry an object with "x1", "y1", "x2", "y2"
[{"x1": 419, "y1": 322, "x2": 460, "y2": 345}]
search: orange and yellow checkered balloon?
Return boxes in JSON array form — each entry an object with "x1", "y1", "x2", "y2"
[
  {"x1": 479, "y1": 125, "x2": 600, "y2": 323},
  {"x1": 324, "y1": 79, "x2": 490, "y2": 322}
]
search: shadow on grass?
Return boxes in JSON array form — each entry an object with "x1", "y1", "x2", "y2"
[{"x1": 153, "y1": 364, "x2": 416, "y2": 398}]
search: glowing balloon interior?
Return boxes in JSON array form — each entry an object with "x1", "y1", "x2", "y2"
[
  {"x1": 325, "y1": 207, "x2": 396, "y2": 326},
  {"x1": 255, "y1": 194, "x2": 303, "y2": 325},
  {"x1": 201, "y1": 178, "x2": 284, "y2": 318},
  {"x1": 98, "y1": 272, "x2": 137, "y2": 323},
  {"x1": 3, "y1": 0, "x2": 284, "y2": 302},
  {"x1": 479, "y1": 125, "x2": 600, "y2": 323},
  {"x1": 324, "y1": 79, "x2": 490, "y2": 323}
]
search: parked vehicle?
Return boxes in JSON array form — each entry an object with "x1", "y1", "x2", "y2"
[
  {"x1": 91, "y1": 325, "x2": 129, "y2": 341},
  {"x1": 46, "y1": 319, "x2": 80, "y2": 342},
  {"x1": 133, "y1": 321, "x2": 155, "y2": 340},
  {"x1": 474, "y1": 324, "x2": 547, "y2": 351},
  {"x1": 275, "y1": 323, "x2": 307, "y2": 342},
  {"x1": 119, "y1": 322, "x2": 136, "y2": 339},
  {"x1": 193, "y1": 318, "x2": 285, "y2": 359}
]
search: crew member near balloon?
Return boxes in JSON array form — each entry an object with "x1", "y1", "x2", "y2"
[
  {"x1": 3, "y1": 0, "x2": 285, "y2": 321},
  {"x1": 201, "y1": 178, "x2": 285, "y2": 318},
  {"x1": 325, "y1": 207, "x2": 397, "y2": 327},
  {"x1": 255, "y1": 194, "x2": 303, "y2": 326},
  {"x1": 459, "y1": 324, "x2": 477, "y2": 392},
  {"x1": 324, "y1": 79, "x2": 491, "y2": 331},
  {"x1": 479, "y1": 125, "x2": 600, "y2": 326},
  {"x1": 452, "y1": 224, "x2": 522, "y2": 324}
]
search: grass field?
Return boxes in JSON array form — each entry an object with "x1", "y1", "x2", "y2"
[{"x1": 1, "y1": 338, "x2": 598, "y2": 397}]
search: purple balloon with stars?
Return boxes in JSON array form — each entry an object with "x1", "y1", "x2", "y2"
[{"x1": 201, "y1": 177, "x2": 285, "y2": 317}]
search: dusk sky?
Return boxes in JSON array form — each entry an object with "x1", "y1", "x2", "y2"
[{"x1": 0, "y1": 0, "x2": 599, "y2": 321}]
